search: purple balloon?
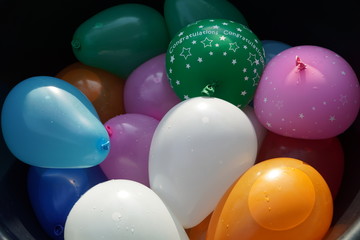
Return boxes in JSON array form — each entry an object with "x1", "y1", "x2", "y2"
[
  {"x1": 100, "y1": 114, "x2": 159, "y2": 186},
  {"x1": 124, "y1": 53, "x2": 181, "y2": 120}
]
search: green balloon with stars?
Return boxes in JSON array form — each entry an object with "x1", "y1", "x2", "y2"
[{"x1": 166, "y1": 18, "x2": 265, "y2": 108}]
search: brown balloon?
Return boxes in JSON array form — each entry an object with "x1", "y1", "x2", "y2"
[
  {"x1": 256, "y1": 132, "x2": 344, "y2": 199},
  {"x1": 56, "y1": 62, "x2": 125, "y2": 123}
]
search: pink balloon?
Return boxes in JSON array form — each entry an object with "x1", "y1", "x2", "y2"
[
  {"x1": 124, "y1": 53, "x2": 181, "y2": 120},
  {"x1": 254, "y1": 45, "x2": 360, "y2": 139},
  {"x1": 100, "y1": 114, "x2": 159, "y2": 187}
]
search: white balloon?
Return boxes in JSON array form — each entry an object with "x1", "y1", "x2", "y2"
[
  {"x1": 64, "y1": 179, "x2": 188, "y2": 240},
  {"x1": 149, "y1": 97, "x2": 258, "y2": 228}
]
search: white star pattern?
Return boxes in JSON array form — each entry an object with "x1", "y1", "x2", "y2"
[
  {"x1": 229, "y1": 42, "x2": 240, "y2": 52},
  {"x1": 180, "y1": 47, "x2": 192, "y2": 59},
  {"x1": 339, "y1": 95, "x2": 348, "y2": 105},
  {"x1": 329, "y1": 116, "x2": 336, "y2": 122},
  {"x1": 252, "y1": 73, "x2": 260, "y2": 86},
  {"x1": 170, "y1": 55, "x2": 175, "y2": 63},
  {"x1": 247, "y1": 53, "x2": 259, "y2": 65},
  {"x1": 275, "y1": 100, "x2": 284, "y2": 109},
  {"x1": 266, "y1": 122, "x2": 272, "y2": 127},
  {"x1": 299, "y1": 113, "x2": 305, "y2": 119},
  {"x1": 201, "y1": 37, "x2": 213, "y2": 47},
  {"x1": 167, "y1": 19, "x2": 267, "y2": 112},
  {"x1": 263, "y1": 97, "x2": 268, "y2": 103}
]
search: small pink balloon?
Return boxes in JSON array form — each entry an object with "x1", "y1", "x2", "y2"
[
  {"x1": 124, "y1": 53, "x2": 181, "y2": 120},
  {"x1": 254, "y1": 45, "x2": 360, "y2": 139},
  {"x1": 100, "y1": 114, "x2": 159, "y2": 187}
]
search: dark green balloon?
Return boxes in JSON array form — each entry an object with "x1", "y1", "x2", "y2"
[
  {"x1": 71, "y1": 4, "x2": 170, "y2": 78},
  {"x1": 164, "y1": 0, "x2": 248, "y2": 38},
  {"x1": 166, "y1": 19, "x2": 265, "y2": 108}
]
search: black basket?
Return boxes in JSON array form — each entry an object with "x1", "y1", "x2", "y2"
[{"x1": 0, "y1": 0, "x2": 359, "y2": 239}]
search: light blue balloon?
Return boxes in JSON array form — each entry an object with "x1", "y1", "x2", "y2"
[
  {"x1": 262, "y1": 40, "x2": 292, "y2": 64},
  {"x1": 1, "y1": 76, "x2": 110, "y2": 168}
]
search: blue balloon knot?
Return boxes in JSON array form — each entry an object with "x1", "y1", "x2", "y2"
[{"x1": 99, "y1": 139, "x2": 110, "y2": 151}]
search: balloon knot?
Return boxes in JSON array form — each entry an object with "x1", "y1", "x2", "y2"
[
  {"x1": 71, "y1": 39, "x2": 81, "y2": 49},
  {"x1": 201, "y1": 83, "x2": 216, "y2": 97},
  {"x1": 105, "y1": 125, "x2": 112, "y2": 137},
  {"x1": 53, "y1": 225, "x2": 64, "y2": 237},
  {"x1": 100, "y1": 140, "x2": 110, "y2": 151},
  {"x1": 296, "y1": 56, "x2": 306, "y2": 71}
]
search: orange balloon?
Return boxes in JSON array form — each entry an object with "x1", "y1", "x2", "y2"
[
  {"x1": 187, "y1": 213, "x2": 212, "y2": 240},
  {"x1": 56, "y1": 62, "x2": 125, "y2": 123},
  {"x1": 207, "y1": 158, "x2": 333, "y2": 240}
]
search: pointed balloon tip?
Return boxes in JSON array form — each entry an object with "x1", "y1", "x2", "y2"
[
  {"x1": 295, "y1": 56, "x2": 306, "y2": 71},
  {"x1": 201, "y1": 83, "x2": 217, "y2": 97},
  {"x1": 105, "y1": 125, "x2": 112, "y2": 137},
  {"x1": 98, "y1": 138, "x2": 110, "y2": 152},
  {"x1": 101, "y1": 141, "x2": 110, "y2": 151}
]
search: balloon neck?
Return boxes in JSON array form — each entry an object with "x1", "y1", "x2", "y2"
[
  {"x1": 295, "y1": 56, "x2": 306, "y2": 71},
  {"x1": 201, "y1": 83, "x2": 216, "y2": 97},
  {"x1": 71, "y1": 39, "x2": 81, "y2": 49}
]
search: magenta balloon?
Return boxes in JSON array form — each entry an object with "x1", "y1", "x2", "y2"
[
  {"x1": 124, "y1": 53, "x2": 181, "y2": 120},
  {"x1": 100, "y1": 114, "x2": 159, "y2": 186}
]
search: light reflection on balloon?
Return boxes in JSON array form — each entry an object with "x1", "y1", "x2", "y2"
[
  {"x1": 149, "y1": 97, "x2": 257, "y2": 228},
  {"x1": 64, "y1": 180, "x2": 189, "y2": 240},
  {"x1": 1, "y1": 76, "x2": 110, "y2": 168},
  {"x1": 207, "y1": 158, "x2": 333, "y2": 240},
  {"x1": 124, "y1": 54, "x2": 181, "y2": 120}
]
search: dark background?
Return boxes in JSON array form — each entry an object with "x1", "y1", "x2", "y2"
[{"x1": 0, "y1": 0, "x2": 359, "y2": 239}]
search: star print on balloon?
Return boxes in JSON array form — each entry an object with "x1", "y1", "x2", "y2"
[
  {"x1": 166, "y1": 19, "x2": 265, "y2": 108},
  {"x1": 254, "y1": 45, "x2": 360, "y2": 139}
]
